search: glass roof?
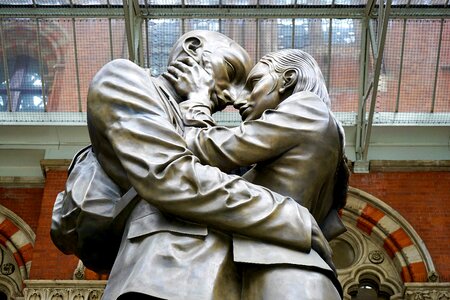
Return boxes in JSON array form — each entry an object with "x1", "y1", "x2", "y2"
[{"x1": 0, "y1": 0, "x2": 448, "y2": 5}]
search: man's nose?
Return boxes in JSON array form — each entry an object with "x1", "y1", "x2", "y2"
[
  {"x1": 222, "y1": 89, "x2": 235, "y2": 105},
  {"x1": 233, "y1": 92, "x2": 248, "y2": 109}
]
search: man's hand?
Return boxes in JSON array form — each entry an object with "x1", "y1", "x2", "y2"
[
  {"x1": 162, "y1": 57, "x2": 216, "y2": 111},
  {"x1": 311, "y1": 215, "x2": 337, "y2": 273}
]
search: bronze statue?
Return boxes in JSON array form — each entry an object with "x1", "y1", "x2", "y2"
[
  {"x1": 76, "y1": 31, "x2": 337, "y2": 299},
  {"x1": 83, "y1": 31, "x2": 338, "y2": 299},
  {"x1": 166, "y1": 48, "x2": 348, "y2": 299}
]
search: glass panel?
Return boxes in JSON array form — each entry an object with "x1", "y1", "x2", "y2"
[
  {"x1": 373, "y1": 19, "x2": 403, "y2": 113},
  {"x1": 221, "y1": 0, "x2": 258, "y2": 4},
  {"x1": 334, "y1": 0, "x2": 366, "y2": 4},
  {"x1": 72, "y1": 0, "x2": 108, "y2": 4},
  {"x1": 146, "y1": 0, "x2": 182, "y2": 5},
  {"x1": 329, "y1": 19, "x2": 360, "y2": 114},
  {"x1": 110, "y1": 18, "x2": 128, "y2": 60},
  {"x1": 74, "y1": 18, "x2": 114, "y2": 111},
  {"x1": 185, "y1": 0, "x2": 219, "y2": 4},
  {"x1": 146, "y1": 19, "x2": 181, "y2": 76},
  {"x1": 108, "y1": 0, "x2": 124, "y2": 4},
  {"x1": 0, "y1": 19, "x2": 45, "y2": 112},
  {"x1": 259, "y1": 0, "x2": 295, "y2": 5},
  {"x1": 392, "y1": 0, "x2": 409, "y2": 4},
  {"x1": 0, "y1": 0, "x2": 33, "y2": 4},
  {"x1": 409, "y1": 0, "x2": 447, "y2": 5},
  {"x1": 220, "y1": 19, "x2": 258, "y2": 64},
  {"x1": 398, "y1": 19, "x2": 440, "y2": 114},
  {"x1": 296, "y1": 0, "x2": 332, "y2": 4},
  {"x1": 35, "y1": 0, "x2": 72, "y2": 4},
  {"x1": 185, "y1": 19, "x2": 220, "y2": 31},
  {"x1": 40, "y1": 18, "x2": 80, "y2": 112}
]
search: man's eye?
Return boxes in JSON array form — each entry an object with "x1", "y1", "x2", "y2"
[
  {"x1": 225, "y1": 60, "x2": 236, "y2": 81},
  {"x1": 251, "y1": 78, "x2": 261, "y2": 87}
]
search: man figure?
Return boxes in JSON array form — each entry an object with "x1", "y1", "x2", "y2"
[
  {"x1": 165, "y1": 49, "x2": 348, "y2": 299},
  {"x1": 86, "y1": 31, "x2": 333, "y2": 299}
]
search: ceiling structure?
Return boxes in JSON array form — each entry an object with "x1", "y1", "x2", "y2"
[{"x1": 0, "y1": 0, "x2": 449, "y2": 179}]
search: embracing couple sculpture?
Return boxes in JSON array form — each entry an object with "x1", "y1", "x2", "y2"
[{"x1": 53, "y1": 30, "x2": 349, "y2": 300}]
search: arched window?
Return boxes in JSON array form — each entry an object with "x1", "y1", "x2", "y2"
[
  {"x1": 348, "y1": 277, "x2": 393, "y2": 300},
  {"x1": 0, "y1": 55, "x2": 47, "y2": 112}
]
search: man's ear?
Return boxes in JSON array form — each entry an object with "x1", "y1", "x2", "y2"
[
  {"x1": 279, "y1": 69, "x2": 298, "y2": 94},
  {"x1": 182, "y1": 37, "x2": 203, "y2": 62}
]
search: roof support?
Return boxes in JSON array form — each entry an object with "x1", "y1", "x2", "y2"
[
  {"x1": 354, "y1": 0, "x2": 392, "y2": 173},
  {"x1": 123, "y1": 0, "x2": 144, "y2": 66},
  {"x1": 0, "y1": 19, "x2": 12, "y2": 112}
]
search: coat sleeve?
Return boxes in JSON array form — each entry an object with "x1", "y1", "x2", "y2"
[
  {"x1": 184, "y1": 93, "x2": 330, "y2": 173},
  {"x1": 87, "y1": 59, "x2": 313, "y2": 252}
]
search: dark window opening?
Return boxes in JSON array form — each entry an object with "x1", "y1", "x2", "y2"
[{"x1": 349, "y1": 278, "x2": 393, "y2": 300}]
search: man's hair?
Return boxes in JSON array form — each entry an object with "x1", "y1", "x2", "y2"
[
  {"x1": 259, "y1": 49, "x2": 331, "y2": 108},
  {"x1": 168, "y1": 30, "x2": 242, "y2": 65}
]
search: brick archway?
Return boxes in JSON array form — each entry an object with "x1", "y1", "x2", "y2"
[
  {"x1": 0, "y1": 205, "x2": 35, "y2": 283},
  {"x1": 341, "y1": 187, "x2": 437, "y2": 283},
  {"x1": 334, "y1": 187, "x2": 439, "y2": 299}
]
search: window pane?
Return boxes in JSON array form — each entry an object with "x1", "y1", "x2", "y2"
[{"x1": 147, "y1": 19, "x2": 181, "y2": 76}]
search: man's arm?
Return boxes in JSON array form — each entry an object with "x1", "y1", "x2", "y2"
[{"x1": 87, "y1": 59, "x2": 317, "y2": 253}]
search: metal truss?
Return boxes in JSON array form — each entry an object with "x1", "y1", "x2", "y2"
[
  {"x1": 1, "y1": 6, "x2": 450, "y2": 19},
  {"x1": 1, "y1": 1, "x2": 449, "y2": 172},
  {"x1": 354, "y1": 0, "x2": 392, "y2": 173}
]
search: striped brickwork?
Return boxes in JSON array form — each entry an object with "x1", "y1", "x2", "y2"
[
  {"x1": 342, "y1": 188, "x2": 431, "y2": 283},
  {"x1": 0, "y1": 214, "x2": 34, "y2": 285}
]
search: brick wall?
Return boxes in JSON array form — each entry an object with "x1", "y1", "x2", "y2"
[
  {"x1": 1, "y1": 169, "x2": 449, "y2": 282},
  {"x1": 0, "y1": 187, "x2": 42, "y2": 233},
  {"x1": 350, "y1": 171, "x2": 450, "y2": 282},
  {"x1": 29, "y1": 170, "x2": 79, "y2": 280}
]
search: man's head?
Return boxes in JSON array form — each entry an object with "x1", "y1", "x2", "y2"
[
  {"x1": 168, "y1": 30, "x2": 253, "y2": 110},
  {"x1": 235, "y1": 49, "x2": 330, "y2": 121}
]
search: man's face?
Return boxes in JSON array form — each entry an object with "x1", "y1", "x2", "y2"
[
  {"x1": 235, "y1": 62, "x2": 282, "y2": 121},
  {"x1": 200, "y1": 45, "x2": 252, "y2": 111}
]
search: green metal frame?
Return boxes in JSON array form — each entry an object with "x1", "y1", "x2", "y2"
[{"x1": 1, "y1": 2, "x2": 449, "y2": 172}]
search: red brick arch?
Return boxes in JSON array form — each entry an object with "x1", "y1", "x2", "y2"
[
  {"x1": 0, "y1": 207, "x2": 35, "y2": 283},
  {"x1": 341, "y1": 187, "x2": 437, "y2": 283}
]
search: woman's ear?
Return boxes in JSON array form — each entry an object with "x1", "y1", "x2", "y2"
[
  {"x1": 279, "y1": 69, "x2": 298, "y2": 94},
  {"x1": 182, "y1": 37, "x2": 203, "y2": 62}
]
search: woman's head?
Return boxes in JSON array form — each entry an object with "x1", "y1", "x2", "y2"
[
  {"x1": 235, "y1": 49, "x2": 330, "y2": 121},
  {"x1": 260, "y1": 49, "x2": 330, "y2": 108}
]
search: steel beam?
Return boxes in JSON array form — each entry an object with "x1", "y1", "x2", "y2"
[
  {"x1": 36, "y1": 19, "x2": 47, "y2": 112},
  {"x1": 1, "y1": 6, "x2": 450, "y2": 19},
  {"x1": 71, "y1": 18, "x2": 82, "y2": 112},
  {"x1": 431, "y1": 19, "x2": 444, "y2": 113},
  {"x1": 361, "y1": 0, "x2": 392, "y2": 164},
  {"x1": 123, "y1": 0, "x2": 144, "y2": 66},
  {"x1": 355, "y1": 17, "x2": 370, "y2": 166},
  {"x1": 0, "y1": 19, "x2": 12, "y2": 112}
]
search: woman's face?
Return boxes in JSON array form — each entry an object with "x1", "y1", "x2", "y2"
[{"x1": 235, "y1": 62, "x2": 283, "y2": 122}]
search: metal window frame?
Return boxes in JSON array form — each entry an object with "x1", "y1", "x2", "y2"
[{"x1": 0, "y1": 2, "x2": 449, "y2": 172}]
